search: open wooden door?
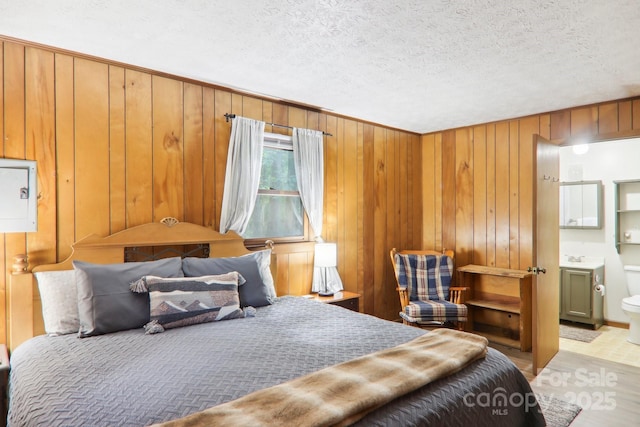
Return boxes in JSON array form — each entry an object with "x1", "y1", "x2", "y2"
[{"x1": 532, "y1": 135, "x2": 560, "y2": 374}]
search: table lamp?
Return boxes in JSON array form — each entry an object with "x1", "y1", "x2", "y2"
[{"x1": 315, "y1": 242, "x2": 337, "y2": 296}]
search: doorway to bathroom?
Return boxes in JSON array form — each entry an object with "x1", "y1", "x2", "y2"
[{"x1": 559, "y1": 137, "x2": 640, "y2": 332}]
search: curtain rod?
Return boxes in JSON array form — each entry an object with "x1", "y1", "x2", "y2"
[{"x1": 224, "y1": 113, "x2": 333, "y2": 137}]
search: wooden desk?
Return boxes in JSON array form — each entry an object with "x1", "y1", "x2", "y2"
[{"x1": 458, "y1": 265, "x2": 533, "y2": 351}]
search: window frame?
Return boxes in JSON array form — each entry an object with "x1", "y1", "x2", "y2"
[{"x1": 243, "y1": 132, "x2": 311, "y2": 246}]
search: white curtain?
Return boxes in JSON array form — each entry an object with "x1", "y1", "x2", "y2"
[
  {"x1": 219, "y1": 116, "x2": 265, "y2": 235},
  {"x1": 292, "y1": 127, "x2": 343, "y2": 293},
  {"x1": 292, "y1": 128, "x2": 324, "y2": 238}
]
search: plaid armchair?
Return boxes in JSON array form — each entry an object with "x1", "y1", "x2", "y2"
[{"x1": 390, "y1": 249, "x2": 467, "y2": 330}]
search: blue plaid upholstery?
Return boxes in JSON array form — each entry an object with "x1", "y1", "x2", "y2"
[
  {"x1": 394, "y1": 253, "x2": 467, "y2": 324},
  {"x1": 394, "y1": 253, "x2": 453, "y2": 301},
  {"x1": 400, "y1": 300, "x2": 468, "y2": 323}
]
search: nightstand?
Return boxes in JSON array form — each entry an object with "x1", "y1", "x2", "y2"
[
  {"x1": 0, "y1": 344, "x2": 8, "y2": 427},
  {"x1": 306, "y1": 291, "x2": 361, "y2": 312}
]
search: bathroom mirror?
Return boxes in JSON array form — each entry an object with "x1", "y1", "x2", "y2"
[{"x1": 559, "y1": 180, "x2": 602, "y2": 229}]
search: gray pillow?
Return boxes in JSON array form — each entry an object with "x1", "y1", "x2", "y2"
[
  {"x1": 35, "y1": 270, "x2": 79, "y2": 336},
  {"x1": 182, "y1": 251, "x2": 275, "y2": 307},
  {"x1": 73, "y1": 257, "x2": 183, "y2": 337}
]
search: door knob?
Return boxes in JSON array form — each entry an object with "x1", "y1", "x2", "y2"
[{"x1": 527, "y1": 266, "x2": 547, "y2": 275}]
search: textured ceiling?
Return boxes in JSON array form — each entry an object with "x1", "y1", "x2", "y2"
[{"x1": 1, "y1": 0, "x2": 640, "y2": 133}]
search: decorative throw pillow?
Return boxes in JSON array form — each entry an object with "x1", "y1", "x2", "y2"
[
  {"x1": 130, "y1": 272, "x2": 247, "y2": 333},
  {"x1": 182, "y1": 250, "x2": 276, "y2": 307},
  {"x1": 34, "y1": 270, "x2": 79, "y2": 336},
  {"x1": 73, "y1": 257, "x2": 184, "y2": 338}
]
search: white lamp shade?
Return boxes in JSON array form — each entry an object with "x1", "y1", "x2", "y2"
[{"x1": 314, "y1": 243, "x2": 337, "y2": 268}]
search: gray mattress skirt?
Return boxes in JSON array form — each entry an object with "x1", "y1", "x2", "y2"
[{"x1": 8, "y1": 296, "x2": 545, "y2": 426}]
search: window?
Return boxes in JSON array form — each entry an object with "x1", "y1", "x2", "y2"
[{"x1": 243, "y1": 133, "x2": 306, "y2": 241}]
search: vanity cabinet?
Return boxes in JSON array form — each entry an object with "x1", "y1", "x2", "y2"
[
  {"x1": 614, "y1": 179, "x2": 640, "y2": 253},
  {"x1": 559, "y1": 265, "x2": 604, "y2": 329}
]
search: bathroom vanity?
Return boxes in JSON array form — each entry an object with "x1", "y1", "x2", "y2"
[{"x1": 559, "y1": 258, "x2": 604, "y2": 329}]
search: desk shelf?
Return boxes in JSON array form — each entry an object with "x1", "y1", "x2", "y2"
[
  {"x1": 466, "y1": 299, "x2": 520, "y2": 314},
  {"x1": 458, "y1": 265, "x2": 533, "y2": 352}
]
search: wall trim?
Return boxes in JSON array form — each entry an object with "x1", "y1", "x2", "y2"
[{"x1": 605, "y1": 320, "x2": 629, "y2": 329}]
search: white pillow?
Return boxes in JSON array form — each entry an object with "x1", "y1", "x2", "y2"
[
  {"x1": 35, "y1": 270, "x2": 79, "y2": 336},
  {"x1": 255, "y1": 249, "x2": 277, "y2": 299}
]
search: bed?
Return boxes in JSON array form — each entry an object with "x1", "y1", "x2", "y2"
[{"x1": 7, "y1": 219, "x2": 546, "y2": 427}]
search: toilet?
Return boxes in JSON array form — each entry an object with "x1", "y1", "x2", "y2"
[{"x1": 622, "y1": 265, "x2": 640, "y2": 345}]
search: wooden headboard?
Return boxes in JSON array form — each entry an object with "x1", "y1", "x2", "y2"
[{"x1": 8, "y1": 218, "x2": 269, "y2": 352}]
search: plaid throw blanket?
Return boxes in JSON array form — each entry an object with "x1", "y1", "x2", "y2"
[{"x1": 153, "y1": 329, "x2": 488, "y2": 427}]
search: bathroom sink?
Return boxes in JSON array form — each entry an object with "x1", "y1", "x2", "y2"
[{"x1": 559, "y1": 260, "x2": 604, "y2": 270}]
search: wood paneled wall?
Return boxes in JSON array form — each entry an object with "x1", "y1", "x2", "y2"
[
  {"x1": 423, "y1": 98, "x2": 640, "y2": 275},
  {"x1": 3, "y1": 37, "x2": 640, "y2": 344},
  {"x1": 0, "y1": 39, "x2": 423, "y2": 343}
]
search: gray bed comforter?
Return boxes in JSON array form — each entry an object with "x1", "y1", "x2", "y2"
[{"x1": 8, "y1": 296, "x2": 545, "y2": 427}]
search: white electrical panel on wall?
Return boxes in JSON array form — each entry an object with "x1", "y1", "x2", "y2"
[{"x1": 0, "y1": 158, "x2": 37, "y2": 232}]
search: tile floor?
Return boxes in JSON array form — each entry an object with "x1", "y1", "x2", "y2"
[{"x1": 560, "y1": 325, "x2": 640, "y2": 367}]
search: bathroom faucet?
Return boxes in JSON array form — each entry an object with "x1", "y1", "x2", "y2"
[{"x1": 567, "y1": 255, "x2": 583, "y2": 262}]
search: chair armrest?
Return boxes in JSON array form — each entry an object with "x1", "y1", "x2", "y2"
[
  {"x1": 396, "y1": 287, "x2": 409, "y2": 309},
  {"x1": 449, "y1": 287, "x2": 468, "y2": 304}
]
